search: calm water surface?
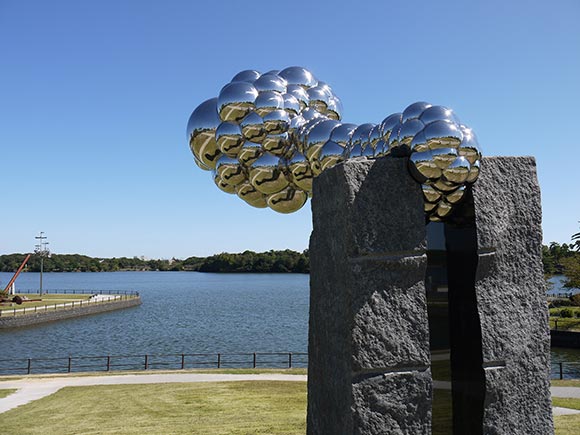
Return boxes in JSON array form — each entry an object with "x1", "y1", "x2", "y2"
[
  {"x1": 0, "y1": 272, "x2": 309, "y2": 360},
  {"x1": 1, "y1": 272, "x2": 578, "y2": 377}
]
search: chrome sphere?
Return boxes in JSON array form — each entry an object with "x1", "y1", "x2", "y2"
[
  {"x1": 231, "y1": 70, "x2": 261, "y2": 83},
  {"x1": 248, "y1": 152, "x2": 289, "y2": 195},
  {"x1": 187, "y1": 69, "x2": 482, "y2": 220},
  {"x1": 286, "y1": 151, "x2": 314, "y2": 193},
  {"x1": 215, "y1": 121, "x2": 244, "y2": 157},
  {"x1": 217, "y1": 82, "x2": 258, "y2": 122},
  {"x1": 278, "y1": 66, "x2": 318, "y2": 88},
  {"x1": 267, "y1": 186, "x2": 308, "y2": 214},
  {"x1": 236, "y1": 181, "x2": 268, "y2": 208},
  {"x1": 187, "y1": 98, "x2": 222, "y2": 170},
  {"x1": 215, "y1": 155, "x2": 246, "y2": 187}
]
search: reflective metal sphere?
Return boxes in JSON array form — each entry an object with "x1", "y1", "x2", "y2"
[
  {"x1": 402, "y1": 101, "x2": 432, "y2": 123},
  {"x1": 216, "y1": 121, "x2": 244, "y2": 157},
  {"x1": 236, "y1": 181, "x2": 268, "y2": 208},
  {"x1": 187, "y1": 69, "x2": 483, "y2": 222},
  {"x1": 304, "y1": 119, "x2": 340, "y2": 162},
  {"x1": 267, "y1": 186, "x2": 308, "y2": 214},
  {"x1": 318, "y1": 140, "x2": 346, "y2": 173},
  {"x1": 420, "y1": 105, "x2": 460, "y2": 125},
  {"x1": 255, "y1": 91, "x2": 284, "y2": 117},
  {"x1": 248, "y1": 152, "x2": 289, "y2": 195},
  {"x1": 263, "y1": 109, "x2": 290, "y2": 135},
  {"x1": 349, "y1": 123, "x2": 375, "y2": 157},
  {"x1": 262, "y1": 132, "x2": 290, "y2": 157},
  {"x1": 215, "y1": 155, "x2": 246, "y2": 187},
  {"x1": 278, "y1": 66, "x2": 318, "y2": 88},
  {"x1": 187, "y1": 98, "x2": 222, "y2": 170},
  {"x1": 424, "y1": 120, "x2": 463, "y2": 150},
  {"x1": 286, "y1": 151, "x2": 314, "y2": 193},
  {"x1": 240, "y1": 112, "x2": 266, "y2": 142},
  {"x1": 231, "y1": 70, "x2": 261, "y2": 83},
  {"x1": 217, "y1": 82, "x2": 258, "y2": 122},
  {"x1": 253, "y1": 74, "x2": 287, "y2": 93},
  {"x1": 238, "y1": 140, "x2": 263, "y2": 167}
]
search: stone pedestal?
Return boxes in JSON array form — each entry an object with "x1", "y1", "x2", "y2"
[
  {"x1": 307, "y1": 158, "x2": 431, "y2": 435},
  {"x1": 472, "y1": 157, "x2": 553, "y2": 435},
  {"x1": 307, "y1": 156, "x2": 553, "y2": 435}
]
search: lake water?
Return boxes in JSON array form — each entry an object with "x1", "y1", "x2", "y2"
[
  {"x1": 0, "y1": 272, "x2": 578, "y2": 377},
  {"x1": 547, "y1": 274, "x2": 580, "y2": 296}
]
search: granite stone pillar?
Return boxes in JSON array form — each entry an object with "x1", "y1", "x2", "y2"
[
  {"x1": 307, "y1": 157, "x2": 431, "y2": 435},
  {"x1": 307, "y1": 156, "x2": 553, "y2": 435},
  {"x1": 472, "y1": 157, "x2": 553, "y2": 435}
]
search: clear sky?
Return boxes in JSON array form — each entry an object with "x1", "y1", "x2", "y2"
[{"x1": 1, "y1": 0, "x2": 579, "y2": 259}]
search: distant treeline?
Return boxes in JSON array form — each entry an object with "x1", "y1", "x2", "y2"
[
  {"x1": 0, "y1": 250, "x2": 310, "y2": 274},
  {"x1": 1, "y1": 244, "x2": 578, "y2": 284}
]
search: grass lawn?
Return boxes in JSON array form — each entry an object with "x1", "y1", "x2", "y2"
[
  {"x1": 554, "y1": 397, "x2": 580, "y2": 435},
  {"x1": 549, "y1": 307, "x2": 580, "y2": 331},
  {"x1": 550, "y1": 317, "x2": 580, "y2": 331},
  {"x1": 552, "y1": 379, "x2": 580, "y2": 387},
  {"x1": 553, "y1": 397, "x2": 580, "y2": 411},
  {"x1": 0, "y1": 381, "x2": 307, "y2": 435},
  {"x1": 0, "y1": 294, "x2": 91, "y2": 311},
  {"x1": 1, "y1": 380, "x2": 579, "y2": 434},
  {"x1": 0, "y1": 389, "x2": 16, "y2": 399},
  {"x1": 0, "y1": 367, "x2": 307, "y2": 382}
]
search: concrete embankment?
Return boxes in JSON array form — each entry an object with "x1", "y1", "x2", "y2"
[{"x1": 0, "y1": 297, "x2": 141, "y2": 329}]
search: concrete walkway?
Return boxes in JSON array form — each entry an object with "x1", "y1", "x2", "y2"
[
  {"x1": 0, "y1": 373, "x2": 307, "y2": 414},
  {"x1": 1, "y1": 373, "x2": 579, "y2": 416}
]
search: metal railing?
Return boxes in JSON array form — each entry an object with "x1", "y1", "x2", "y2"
[
  {"x1": 10, "y1": 289, "x2": 139, "y2": 296},
  {"x1": 0, "y1": 352, "x2": 575, "y2": 379},
  {"x1": 0, "y1": 293, "x2": 140, "y2": 317},
  {"x1": 0, "y1": 351, "x2": 308, "y2": 375},
  {"x1": 552, "y1": 361, "x2": 580, "y2": 380}
]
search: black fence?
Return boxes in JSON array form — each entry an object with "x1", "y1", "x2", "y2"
[
  {"x1": 11, "y1": 289, "x2": 139, "y2": 296},
  {"x1": 552, "y1": 361, "x2": 580, "y2": 380},
  {"x1": 0, "y1": 353, "x2": 577, "y2": 379},
  {"x1": 0, "y1": 293, "x2": 140, "y2": 317},
  {"x1": 0, "y1": 351, "x2": 308, "y2": 375}
]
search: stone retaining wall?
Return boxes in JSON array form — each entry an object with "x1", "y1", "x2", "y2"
[{"x1": 0, "y1": 297, "x2": 141, "y2": 329}]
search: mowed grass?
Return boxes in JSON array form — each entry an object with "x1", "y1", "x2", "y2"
[
  {"x1": 553, "y1": 379, "x2": 580, "y2": 387},
  {"x1": 0, "y1": 367, "x2": 307, "y2": 382},
  {"x1": 0, "y1": 389, "x2": 16, "y2": 399},
  {"x1": 0, "y1": 294, "x2": 91, "y2": 311},
  {"x1": 0, "y1": 381, "x2": 307, "y2": 435},
  {"x1": 1, "y1": 379, "x2": 578, "y2": 434}
]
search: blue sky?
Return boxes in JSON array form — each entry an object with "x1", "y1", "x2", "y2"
[{"x1": 1, "y1": 0, "x2": 579, "y2": 258}]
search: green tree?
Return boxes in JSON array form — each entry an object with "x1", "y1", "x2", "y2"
[{"x1": 562, "y1": 256, "x2": 580, "y2": 289}]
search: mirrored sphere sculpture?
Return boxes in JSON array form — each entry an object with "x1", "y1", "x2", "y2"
[{"x1": 186, "y1": 67, "x2": 482, "y2": 219}]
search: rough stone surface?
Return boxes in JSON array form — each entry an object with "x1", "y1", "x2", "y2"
[
  {"x1": 352, "y1": 370, "x2": 432, "y2": 435},
  {"x1": 472, "y1": 156, "x2": 553, "y2": 435},
  {"x1": 307, "y1": 158, "x2": 430, "y2": 435},
  {"x1": 307, "y1": 155, "x2": 553, "y2": 434},
  {"x1": 0, "y1": 297, "x2": 142, "y2": 329}
]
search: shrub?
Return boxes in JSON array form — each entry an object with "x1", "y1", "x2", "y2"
[
  {"x1": 552, "y1": 299, "x2": 572, "y2": 307},
  {"x1": 560, "y1": 308, "x2": 573, "y2": 318},
  {"x1": 570, "y1": 294, "x2": 580, "y2": 307}
]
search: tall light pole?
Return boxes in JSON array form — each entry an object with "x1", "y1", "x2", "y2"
[{"x1": 34, "y1": 232, "x2": 50, "y2": 296}]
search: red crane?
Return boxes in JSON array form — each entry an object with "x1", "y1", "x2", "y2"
[{"x1": 1, "y1": 254, "x2": 31, "y2": 304}]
